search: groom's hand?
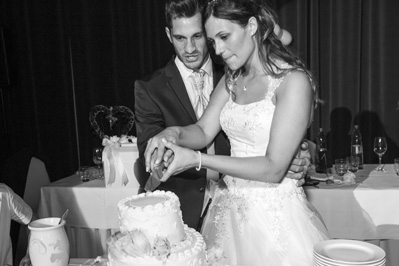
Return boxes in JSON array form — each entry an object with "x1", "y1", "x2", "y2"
[{"x1": 286, "y1": 140, "x2": 311, "y2": 186}]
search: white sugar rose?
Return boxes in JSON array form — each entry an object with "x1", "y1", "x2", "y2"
[
  {"x1": 130, "y1": 229, "x2": 152, "y2": 255},
  {"x1": 108, "y1": 230, "x2": 151, "y2": 258},
  {"x1": 122, "y1": 230, "x2": 151, "y2": 257},
  {"x1": 152, "y1": 236, "x2": 171, "y2": 260}
]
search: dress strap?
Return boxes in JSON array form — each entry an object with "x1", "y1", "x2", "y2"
[{"x1": 267, "y1": 73, "x2": 288, "y2": 95}]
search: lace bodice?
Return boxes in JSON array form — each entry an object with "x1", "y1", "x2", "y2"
[
  {"x1": 220, "y1": 69, "x2": 301, "y2": 190},
  {"x1": 220, "y1": 74, "x2": 281, "y2": 158}
]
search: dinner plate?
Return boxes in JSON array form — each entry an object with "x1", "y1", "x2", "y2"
[
  {"x1": 314, "y1": 261, "x2": 385, "y2": 266},
  {"x1": 314, "y1": 253, "x2": 385, "y2": 266},
  {"x1": 314, "y1": 240, "x2": 385, "y2": 264},
  {"x1": 314, "y1": 254, "x2": 385, "y2": 265},
  {"x1": 314, "y1": 250, "x2": 385, "y2": 264},
  {"x1": 68, "y1": 256, "x2": 108, "y2": 266}
]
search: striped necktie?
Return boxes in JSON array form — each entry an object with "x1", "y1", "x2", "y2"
[{"x1": 190, "y1": 70, "x2": 208, "y2": 119}]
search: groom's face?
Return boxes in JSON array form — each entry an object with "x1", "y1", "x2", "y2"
[{"x1": 165, "y1": 12, "x2": 209, "y2": 71}]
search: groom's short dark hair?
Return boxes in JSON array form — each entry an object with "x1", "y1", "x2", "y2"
[{"x1": 165, "y1": 0, "x2": 204, "y2": 29}]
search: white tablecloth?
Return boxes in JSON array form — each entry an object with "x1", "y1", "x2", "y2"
[
  {"x1": 37, "y1": 175, "x2": 139, "y2": 257},
  {"x1": 39, "y1": 164, "x2": 399, "y2": 264},
  {"x1": 305, "y1": 164, "x2": 399, "y2": 239},
  {"x1": 305, "y1": 164, "x2": 399, "y2": 266}
]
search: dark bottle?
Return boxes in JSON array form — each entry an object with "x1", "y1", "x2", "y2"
[
  {"x1": 316, "y1": 128, "x2": 328, "y2": 173},
  {"x1": 351, "y1": 125, "x2": 364, "y2": 169}
]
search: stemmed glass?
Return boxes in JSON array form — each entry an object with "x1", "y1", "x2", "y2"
[
  {"x1": 92, "y1": 147, "x2": 104, "y2": 179},
  {"x1": 373, "y1": 137, "x2": 387, "y2": 172}
]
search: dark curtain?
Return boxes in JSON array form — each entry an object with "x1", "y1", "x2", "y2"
[
  {"x1": 275, "y1": 0, "x2": 399, "y2": 164},
  {"x1": 0, "y1": 0, "x2": 398, "y2": 183},
  {"x1": 0, "y1": 0, "x2": 172, "y2": 181}
]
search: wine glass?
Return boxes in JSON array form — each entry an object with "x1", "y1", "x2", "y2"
[
  {"x1": 92, "y1": 147, "x2": 104, "y2": 179},
  {"x1": 373, "y1": 137, "x2": 387, "y2": 172}
]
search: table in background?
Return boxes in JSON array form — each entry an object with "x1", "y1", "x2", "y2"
[
  {"x1": 37, "y1": 175, "x2": 140, "y2": 258},
  {"x1": 305, "y1": 164, "x2": 399, "y2": 266},
  {"x1": 39, "y1": 165, "x2": 399, "y2": 263}
]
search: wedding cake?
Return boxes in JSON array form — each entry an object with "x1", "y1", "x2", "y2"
[{"x1": 107, "y1": 190, "x2": 208, "y2": 266}]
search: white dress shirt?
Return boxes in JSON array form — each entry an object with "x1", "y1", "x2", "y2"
[
  {"x1": 175, "y1": 56, "x2": 219, "y2": 215},
  {"x1": 175, "y1": 56, "x2": 214, "y2": 110}
]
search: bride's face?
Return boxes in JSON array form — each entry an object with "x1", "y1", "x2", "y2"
[{"x1": 205, "y1": 15, "x2": 256, "y2": 71}]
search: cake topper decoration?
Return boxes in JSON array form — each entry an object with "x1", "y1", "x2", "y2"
[{"x1": 89, "y1": 105, "x2": 134, "y2": 140}]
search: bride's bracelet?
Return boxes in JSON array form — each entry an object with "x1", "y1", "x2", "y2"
[{"x1": 196, "y1": 151, "x2": 202, "y2": 171}]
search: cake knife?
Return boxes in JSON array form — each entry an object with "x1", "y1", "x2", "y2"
[{"x1": 144, "y1": 162, "x2": 164, "y2": 192}]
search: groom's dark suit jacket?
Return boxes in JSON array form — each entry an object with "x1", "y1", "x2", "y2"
[{"x1": 134, "y1": 57, "x2": 230, "y2": 230}]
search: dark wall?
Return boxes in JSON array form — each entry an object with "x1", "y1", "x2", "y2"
[
  {"x1": 0, "y1": 1, "x2": 173, "y2": 181},
  {"x1": 0, "y1": 0, "x2": 398, "y2": 184}
]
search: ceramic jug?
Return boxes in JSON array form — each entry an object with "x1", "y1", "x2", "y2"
[{"x1": 28, "y1": 217, "x2": 70, "y2": 266}]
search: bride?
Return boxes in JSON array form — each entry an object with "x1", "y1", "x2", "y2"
[{"x1": 145, "y1": 0, "x2": 329, "y2": 265}]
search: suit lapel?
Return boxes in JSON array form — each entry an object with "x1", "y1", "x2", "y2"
[
  {"x1": 213, "y1": 63, "x2": 225, "y2": 88},
  {"x1": 165, "y1": 59, "x2": 197, "y2": 123}
]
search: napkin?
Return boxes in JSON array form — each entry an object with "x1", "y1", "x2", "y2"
[
  {"x1": 342, "y1": 172, "x2": 356, "y2": 184},
  {"x1": 309, "y1": 175, "x2": 334, "y2": 182},
  {"x1": 307, "y1": 168, "x2": 343, "y2": 184},
  {"x1": 307, "y1": 166, "x2": 334, "y2": 182}
]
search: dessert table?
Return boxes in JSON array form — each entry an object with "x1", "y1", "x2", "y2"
[
  {"x1": 37, "y1": 175, "x2": 140, "y2": 257},
  {"x1": 304, "y1": 164, "x2": 399, "y2": 266},
  {"x1": 38, "y1": 164, "x2": 399, "y2": 264},
  {"x1": 305, "y1": 164, "x2": 399, "y2": 240}
]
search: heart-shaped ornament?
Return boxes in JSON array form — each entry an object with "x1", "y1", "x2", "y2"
[{"x1": 89, "y1": 105, "x2": 134, "y2": 139}]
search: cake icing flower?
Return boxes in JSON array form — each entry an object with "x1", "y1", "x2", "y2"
[
  {"x1": 152, "y1": 236, "x2": 171, "y2": 260},
  {"x1": 108, "y1": 230, "x2": 151, "y2": 258}
]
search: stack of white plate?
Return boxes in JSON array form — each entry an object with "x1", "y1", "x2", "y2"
[{"x1": 314, "y1": 239, "x2": 386, "y2": 266}]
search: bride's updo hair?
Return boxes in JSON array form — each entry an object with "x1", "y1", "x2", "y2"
[{"x1": 204, "y1": 0, "x2": 320, "y2": 106}]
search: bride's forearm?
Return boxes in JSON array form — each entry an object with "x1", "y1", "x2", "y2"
[
  {"x1": 200, "y1": 154, "x2": 288, "y2": 183},
  {"x1": 175, "y1": 124, "x2": 213, "y2": 150}
]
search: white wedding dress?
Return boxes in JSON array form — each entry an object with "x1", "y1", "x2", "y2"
[{"x1": 201, "y1": 70, "x2": 329, "y2": 266}]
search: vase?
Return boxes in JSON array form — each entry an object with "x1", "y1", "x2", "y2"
[{"x1": 28, "y1": 217, "x2": 70, "y2": 266}]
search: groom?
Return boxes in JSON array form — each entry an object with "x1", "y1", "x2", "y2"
[{"x1": 135, "y1": 0, "x2": 306, "y2": 231}]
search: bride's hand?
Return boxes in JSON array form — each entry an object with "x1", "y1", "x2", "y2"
[
  {"x1": 144, "y1": 128, "x2": 179, "y2": 172},
  {"x1": 159, "y1": 138, "x2": 199, "y2": 182}
]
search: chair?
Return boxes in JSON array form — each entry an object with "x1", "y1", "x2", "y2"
[
  {"x1": 1, "y1": 149, "x2": 50, "y2": 266},
  {"x1": 14, "y1": 156, "x2": 50, "y2": 265}
]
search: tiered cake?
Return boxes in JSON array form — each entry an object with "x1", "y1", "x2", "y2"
[{"x1": 107, "y1": 191, "x2": 208, "y2": 266}]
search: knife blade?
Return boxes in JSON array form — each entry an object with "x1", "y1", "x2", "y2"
[{"x1": 144, "y1": 162, "x2": 165, "y2": 192}]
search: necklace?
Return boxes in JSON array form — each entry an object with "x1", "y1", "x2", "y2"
[{"x1": 243, "y1": 85, "x2": 248, "y2": 91}]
